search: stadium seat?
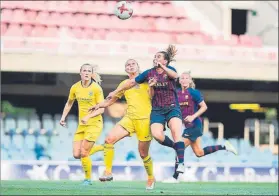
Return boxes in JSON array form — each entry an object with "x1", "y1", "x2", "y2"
[
  {"x1": 17, "y1": 115, "x2": 29, "y2": 135},
  {"x1": 11, "y1": 9, "x2": 29, "y2": 24},
  {"x1": 24, "y1": 135, "x2": 36, "y2": 150},
  {"x1": 4, "y1": 117, "x2": 16, "y2": 135},
  {"x1": 12, "y1": 135, "x2": 24, "y2": 150},
  {"x1": 1, "y1": 9, "x2": 13, "y2": 23}
]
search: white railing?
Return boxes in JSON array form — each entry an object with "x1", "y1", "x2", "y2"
[
  {"x1": 203, "y1": 118, "x2": 224, "y2": 141},
  {"x1": 244, "y1": 119, "x2": 277, "y2": 151},
  {"x1": 1, "y1": 36, "x2": 278, "y2": 64}
]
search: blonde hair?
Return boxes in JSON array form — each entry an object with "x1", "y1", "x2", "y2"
[
  {"x1": 125, "y1": 59, "x2": 141, "y2": 73},
  {"x1": 181, "y1": 71, "x2": 196, "y2": 89},
  {"x1": 80, "y1": 63, "x2": 102, "y2": 85}
]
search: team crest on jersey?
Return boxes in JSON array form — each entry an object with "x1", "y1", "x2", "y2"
[
  {"x1": 163, "y1": 74, "x2": 168, "y2": 79},
  {"x1": 88, "y1": 91, "x2": 93, "y2": 96}
]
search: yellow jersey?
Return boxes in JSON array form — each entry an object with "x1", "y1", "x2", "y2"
[
  {"x1": 116, "y1": 79, "x2": 152, "y2": 119},
  {"x1": 68, "y1": 81, "x2": 104, "y2": 125}
]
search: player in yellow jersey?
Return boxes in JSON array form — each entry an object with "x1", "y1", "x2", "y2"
[
  {"x1": 59, "y1": 63, "x2": 105, "y2": 185},
  {"x1": 89, "y1": 59, "x2": 155, "y2": 190}
]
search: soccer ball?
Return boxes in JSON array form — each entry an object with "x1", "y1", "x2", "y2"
[{"x1": 114, "y1": 1, "x2": 133, "y2": 20}]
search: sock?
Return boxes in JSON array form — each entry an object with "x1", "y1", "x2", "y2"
[
  {"x1": 104, "y1": 143, "x2": 114, "y2": 173},
  {"x1": 81, "y1": 156, "x2": 92, "y2": 180},
  {"x1": 143, "y1": 155, "x2": 154, "y2": 179},
  {"x1": 174, "y1": 142, "x2": 185, "y2": 163},
  {"x1": 89, "y1": 144, "x2": 104, "y2": 156},
  {"x1": 203, "y1": 145, "x2": 225, "y2": 156},
  {"x1": 173, "y1": 157, "x2": 179, "y2": 179},
  {"x1": 160, "y1": 136, "x2": 175, "y2": 148}
]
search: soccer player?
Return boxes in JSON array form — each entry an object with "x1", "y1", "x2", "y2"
[
  {"x1": 107, "y1": 45, "x2": 185, "y2": 173},
  {"x1": 163, "y1": 71, "x2": 238, "y2": 183},
  {"x1": 59, "y1": 63, "x2": 105, "y2": 185},
  {"x1": 89, "y1": 59, "x2": 155, "y2": 190}
]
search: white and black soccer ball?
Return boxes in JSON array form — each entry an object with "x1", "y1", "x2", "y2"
[{"x1": 114, "y1": 1, "x2": 133, "y2": 20}]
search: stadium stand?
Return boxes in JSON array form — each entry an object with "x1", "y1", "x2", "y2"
[
  {"x1": 1, "y1": 113, "x2": 277, "y2": 166},
  {"x1": 1, "y1": 1, "x2": 262, "y2": 47}
]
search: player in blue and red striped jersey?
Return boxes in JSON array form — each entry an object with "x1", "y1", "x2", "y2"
[
  {"x1": 107, "y1": 45, "x2": 185, "y2": 174},
  {"x1": 162, "y1": 71, "x2": 237, "y2": 183}
]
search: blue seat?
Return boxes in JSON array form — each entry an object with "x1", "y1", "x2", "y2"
[
  {"x1": 17, "y1": 115, "x2": 29, "y2": 135},
  {"x1": 1, "y1": 148, "x2": 10, "y2": 160},
  {"x1": 4, "y1": 117, "x2": 16, "y2": 136},
  {"x1": 1, "y1": 134, "x2": 11, "y2": 149},
  {"x1": 12, "y1": 135, "x2": 24, "y2": 150},
  {"x1": 24, "y1": 135, "x2": 36, "y2": 150}
]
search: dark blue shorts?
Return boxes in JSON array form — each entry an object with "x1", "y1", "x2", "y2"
[
  {"x1": 183, "y1": 125, "x2": 203, "y2": 142},
  {"x1": 150, "y1": 105, "x2": 182, "y2": 126}
]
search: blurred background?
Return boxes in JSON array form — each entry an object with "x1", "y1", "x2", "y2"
[{"x1": 1, "y1": 0, "x2": 278, "y2": 182}]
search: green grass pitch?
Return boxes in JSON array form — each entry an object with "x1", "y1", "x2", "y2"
[{"x1": 1, "y1": 180, "x2": 278, "y2": 195}]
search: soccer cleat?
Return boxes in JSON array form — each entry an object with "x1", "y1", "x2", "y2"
[
  {"x1": 162, "y1": 177, "x2": 179, "y2": 183},
  {"x1": 176, "y1": 163, "x2": 185, "y2": 174},
  {"x1": 146, "y1": 178, "x2": 155, "y2": 190},
  {"x1": 81, "y1": 179, "x2": 92, "y2": 185},
  {"x1": 99, "y1": 171, "x2": 113, "y2": 182},
  {"x1": 225, "y1": 141, "x2": 238, "y2": 155}
]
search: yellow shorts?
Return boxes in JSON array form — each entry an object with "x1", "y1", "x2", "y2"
[
  {"x1": 118, "y1": 116, "x2": 152, "y2": 142},
  {"x1": 73, "y1": 123, "x2": 103, "y2": 142}
]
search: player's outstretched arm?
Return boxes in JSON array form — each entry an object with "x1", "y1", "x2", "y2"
[
  {"x1": 60, "y1": 99, "x2": 74, "y2": 127},
  {"x1": 88, "y1": 96, "x2": 118, "y2": 112},
  {"x1": 107, "y1": 79, "x2": 137, "y2": 99},
  {"x1": 81, "y1": 107, "x2": 105, "y2": 125},
  {"x1": 160, "y1": 64, "x2": 178, "y2": 79}
]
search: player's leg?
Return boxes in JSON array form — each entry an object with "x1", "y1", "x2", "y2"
[
  {"x1": 192, "y1": 137, "x2": 237, "y2": 157},
  {"x1": 80, "y1": 139, "x2": 95, "y2": 185},
  {"x1": 135, "y1": 118, "x2": 155, "y2": 190},
  {"x1": 100, "y1": 117, "x2": 132, "y2": 181},
  {"x1": 150, "y1": 110, "x2": 174, "y2": 148},
  {"x1": 89, "y1": 144, "x2": 104, "y2": 156},
  {"x1": 168, "y1": 117, "x2": 185, "y2": 173},
  {"x1": 80, "y1": 124, "x2": 103, "y2": 184},
  {"x1": 73, "y1": 140, "x2": 83, "y2": 159},
  {"x1": 167, "y1": 107, "x2": 185, "y2": 173},
  {"x1": 163, "y1": 137, "x2": 192, "y2": 183}
]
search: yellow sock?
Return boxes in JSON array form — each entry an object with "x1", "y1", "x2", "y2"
[
  {"x1": 104, "y1": 143, "x2": 114, "y2": 173},
  {"x1": 89, "y1": 144, "x2": 104, "y2": 156},
  {"x1": 81, "y1": 156, "x2": 92, "y2": 180},
  {"x1": 143, "y1": 155, "x2": 154, "y2": 179}
]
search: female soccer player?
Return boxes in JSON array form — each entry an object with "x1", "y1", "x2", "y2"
[
  {"x1": 164, "y1": 71, "x2": 238, "y2": 183},
  {"x1": 107, "y1": 45, "x2": 185, "y2": 173},
  {"x1": 89, "y1": 59, "x2": 155, "y2": 189},
  {"x1": 59, "y1": 63, "x2": 105, "y2": 185}
]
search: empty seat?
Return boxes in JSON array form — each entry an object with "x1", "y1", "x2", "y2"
[
  {"x1": 11, "y1": 9, "x2": 29, "y2": 24},
  {"x1": 17, "y1": 116, "x2": 29, "y2": 133},
  {"x1": 1, "y1": 9, "x2": 13, "y2": 23},
  {"x1": 4, "y1": 117, "x2": 16, "y2": 134},
  {"x1": 24, "y1": 135, "x2": 36, "y2": 150},
  {"x1": 1, "y1": 23, "x2": 8, "y2": 35},
  {"x1": 12, "y1": 135, "x2": 24, "y2": 149}
]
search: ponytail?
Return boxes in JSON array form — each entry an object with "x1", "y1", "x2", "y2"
[
  {"x1": 80, "y1": 63, "x2": 102, "y2": 85},
  {"x1": 92, "y1": 72, "x2": 102, "y2": 85},
  {"x1": 159, "y1": 44, "x2": 178, "y2": 65}
]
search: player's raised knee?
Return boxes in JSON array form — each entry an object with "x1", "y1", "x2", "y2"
[
  {"x1": 194, "y1": 150, "x2": 204, "y2": 157},
  {"x1": 73, "y1": 153, "x2": 81, "y2": 159},
  {"x1": 105, "y1": 136, "x2": 115, "y2": 144}
]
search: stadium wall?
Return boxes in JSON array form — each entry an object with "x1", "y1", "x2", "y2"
[{"x1": 1, "y1": 161, "x2": 278, "y2": 183}]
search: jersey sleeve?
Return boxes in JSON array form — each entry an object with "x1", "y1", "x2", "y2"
[
  {"x1": 95, "y1": 86, "x2": 105, "y2": 104},
  {"x1": 167, "y1": 65, "x2": 177, "y2": 73},
  {"x1": 135, "y1": 69, "x2": 150, "y2": 84},
  {"x1": 68, "y1": 85, "x2": 76, "y2": 101},
  {"x1": 115, "y1": 80, "x2": 126, "y2": 99},
  {"x1": 191, "y1": 89, "x2": 204, "y2": 104}
]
